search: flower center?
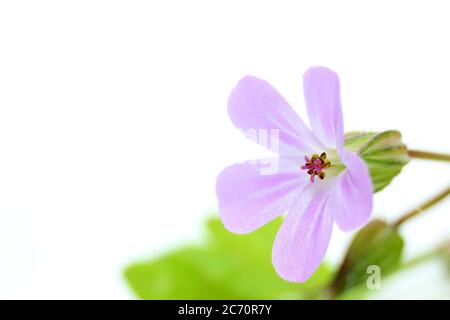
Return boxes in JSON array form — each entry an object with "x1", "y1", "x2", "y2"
[{"x1": 301, "y1": 152, "x2": 331, "y2": 183}]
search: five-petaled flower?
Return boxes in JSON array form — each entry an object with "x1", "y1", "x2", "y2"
[{"x1": 216, "y1": 67, "x2": 373, "y2": 282}]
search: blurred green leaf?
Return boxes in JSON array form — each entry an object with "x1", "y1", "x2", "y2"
[
  {"x1": 344, "y1": 130, "x2": 410, "y2": 192},
  {"x1": 124, "y1": 216, "x2": 333, "y2": 299},
  {"x1": 329, "y1": 220, "x2": 404, "y2": 298}
]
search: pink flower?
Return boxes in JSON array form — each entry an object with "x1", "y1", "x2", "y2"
[{"x1": 216, "y1": 67, "x2": 373, "y2": 282}]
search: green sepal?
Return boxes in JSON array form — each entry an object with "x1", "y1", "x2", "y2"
[{"x1": 344, "y1": 130, "x2": 410, "y2": 192}]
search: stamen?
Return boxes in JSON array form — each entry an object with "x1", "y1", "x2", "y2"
[{"x1": 300, "y1": 152, "x2": 331, "y2": 183}]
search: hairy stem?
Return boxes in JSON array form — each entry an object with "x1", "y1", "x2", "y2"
[
  {"x1": 408, "y1": 149, "x2": 450, "y2": 162},
  {"x1": 393, "y1": 185, "x2": 450, "y2": 228}
]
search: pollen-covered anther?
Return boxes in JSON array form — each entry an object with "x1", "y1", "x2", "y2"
[{"x1": 301, "y1": 152, "x2": 331, "y2": 183}]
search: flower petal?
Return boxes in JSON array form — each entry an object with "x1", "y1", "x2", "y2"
[
  {"x1": 330, "y1": 149, "x2": 373, "y2": 231},
  {"x1": 303, "y1": 67, "x2": 344, "y2": 149},
  {"x1": 216, "y1": 157, "x2": 308, "y2": 234},
  {"x1": 228, "y1": 76, "x2": 321, "y2": 156},
  {"x1": 272, "y1": 186, "x2": 333, "y2": 282}
]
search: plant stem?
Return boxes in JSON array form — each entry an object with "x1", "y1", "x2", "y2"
[
  {"x1": 393, "y1": 185, "x2": 450, "y2": 228},
  {"x1": 398, "y1": 246, "x2": 444, "y2": 272},
  {"x1": 408, "y1": 149, "x2": 450, "y2": 162}
]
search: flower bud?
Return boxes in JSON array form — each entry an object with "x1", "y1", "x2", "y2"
[{"x1": 329, "y1": 219, "x2": 404, "y2": 297}]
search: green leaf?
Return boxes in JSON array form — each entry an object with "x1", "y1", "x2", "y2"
[
  {"x1": 329, "y1": 220, "x2": 404, "y2": 298},
  {"x1": 344, "y1": 130, "x2": 410, "y2": 192},
  {"x1": 124, "y1": 217, "x2": 333, "y2": 299}
]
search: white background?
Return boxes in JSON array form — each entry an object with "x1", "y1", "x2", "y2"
[{"x1": 0, "y1": 1, "x2": 449, "y2": 299}]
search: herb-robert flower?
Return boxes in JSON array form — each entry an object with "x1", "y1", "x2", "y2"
[{"x1": 216, "y1": 67, "x2": 373, "y2": 282}]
